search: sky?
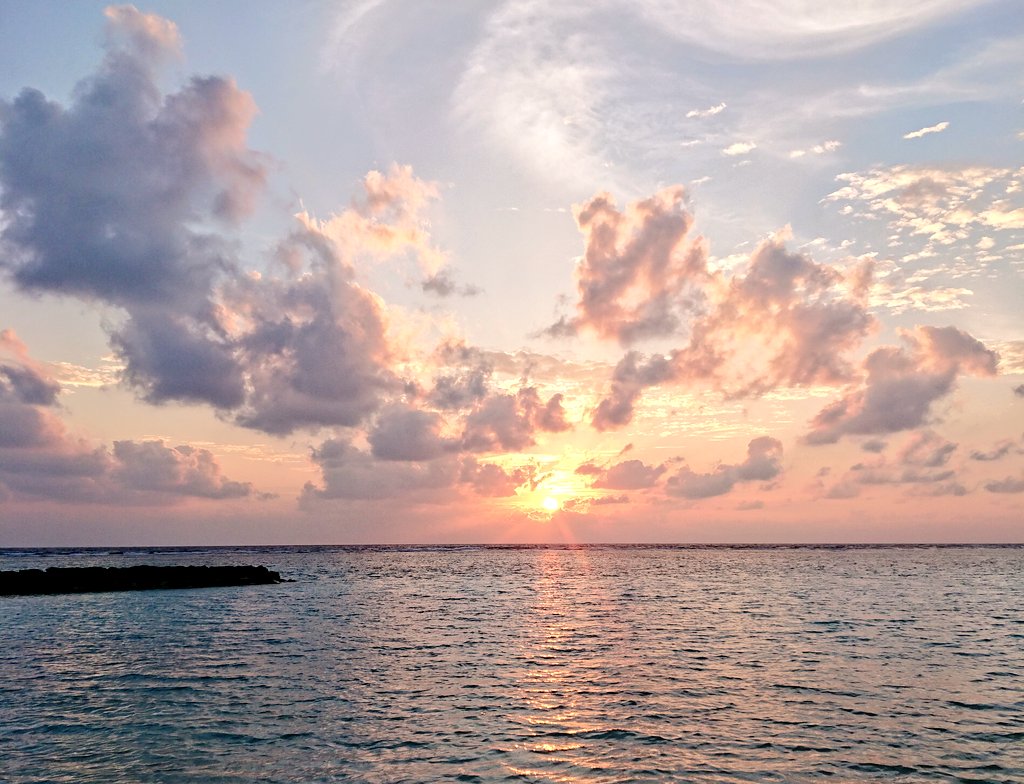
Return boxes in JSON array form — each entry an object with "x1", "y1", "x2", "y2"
[{"x1": 0, "y1": 1, "x2": 1022, "y2": 545}]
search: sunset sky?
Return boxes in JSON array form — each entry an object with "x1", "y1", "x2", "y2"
[{"x1": 0, "y1": 1, "x2": 1022, "y2": 544}]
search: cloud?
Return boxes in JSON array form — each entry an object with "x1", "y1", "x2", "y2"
[
  {"x1": 591, "y1": 459, "x2": 666, "y2": 490},
  {"x1": 826, "y1": 164, "x2": 1024, "y2": 258},
  {"x1": 460, "y1": 458, "x2": 532, "y2": 497},
  {"x1": 546, "y1": 187, "x2": 708, "y2": 344},
  {"x1": 970, "y1": 435, "x2": 1023, "y2": 461},
  {"x1": 1015, "y1": 384, "x2": 1024, "y2": 397},
  {"x1": 300, "y1": 164, "x2": 448, "y2": 280},
  {"x1": 722, "y1": 141, "x2": 756, "y2": 156},
  {"x1": 806, "y1": 326, "x2": 998, "y2": 444},
  {"x1": 682, "y1": 234, "x2": 874, "y2": 396},
  {"x1": 736, "y1": 500, "x2": 765, "y2": 510},
  {"x1": 632, "y1": 1, "x2": 983, "y2": 60},
  {"x1": 581, "y1": 221, "x2": 875, "y2": 428},
  {"x1": 985, "y1": 476, "x2": 1024, "y2": 493},
  {"x1": 225, "y1": 225, "x2": 399, "y2": 435},
  {"x1": 0, "y1": 9, "x2": 437, "y2": 437},
  {"x1": 421, "y1": 268, "x2": 481, "y2": 298},
  {"x1": 461, "y1": 386, "x2": 570, "y2": 452},
  {"x1": 789, "y1": 140, "x2": 841, "y2": 158},
  {"x1": 0, "y1": 6, "x2": 257, "y2": 406},
  {"x1": 303, "y1": 438, "x2": 460, "y2": 502},
  {"x1": 425, "y1": 341, "x2": 493, "y2": 410},
  {"x1": 103, "y1": 4, "x2": 182, "y2": 60},
  {"x1": 666, "y1": 436, "x2": 782, "y2": 499},
  {"x1": 303, "y1": 438, "x2": 531, "y2": 502},
  {"x1": 903, "y1": 121, "x2": 950, "y2": 139},
  {"x1": 368, "y1": 403, "x2": 452, "y2": 461},
  {"x1": 592, "y1": 351, "x2": 675, "y2": 431},
  {"x1": 111, "y1": 308, "x2": 246, "y2": 408},
  {"x1": 0, "y1": 331, "x2": 253, "y2": 504},
  {"x1": 825, "y1": 430, "x2": 967, "y2": 497},
  {"x1": 0, "y1": 8, "x2": 263, "y2": 309},
  {"x1": 861, "y1": 438, "x2": 887, "y2": 453},
  {"x1": 900, "y1": 430, "x2": 957, "y2": 468},
  {"x1": 687, "y1": 102, "x2": 726, "y2": 119},
  {"x1": 1, "y1": 330, "x2": 61, "y2": 407},
  {"x1": 111, "y1": 440, "x2": 253, "y2": 499}
]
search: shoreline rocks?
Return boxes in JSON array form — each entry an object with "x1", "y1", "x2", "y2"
[{"x1": 0, "y1": 565, "x2": 285, "y2": 596}]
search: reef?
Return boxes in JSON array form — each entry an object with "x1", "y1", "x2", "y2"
[{"x1": 0, "y1": 565, "x2": 285, "y2": 596}]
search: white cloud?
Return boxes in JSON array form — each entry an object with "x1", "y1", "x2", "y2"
[
  {"x1": 722, "y1": 141, "x2": 756, "y2": 156},
  {"x1": 790, "y1": 140, "x2": 842, "y2": 158},
  {"x1": 687, "y1": 102, "x2": 726, "y2": 119},
  {"x1": 903, "y1": 121, "x2": 950, "y2": 139},
  {"x1": 635, "y1": 1, "x2": 988, "y2": 60},
  {"x1": 826, "y1": 164, "x2": 1024, "y2": 261}
]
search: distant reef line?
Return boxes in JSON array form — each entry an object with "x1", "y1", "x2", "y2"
[{"x1": 0, "y1": 565, "x2": 286, "y2": 596}]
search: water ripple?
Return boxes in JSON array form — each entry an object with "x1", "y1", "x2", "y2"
[{"x1": 1, "y1": 545, "x2": 1022, "y2": 782}]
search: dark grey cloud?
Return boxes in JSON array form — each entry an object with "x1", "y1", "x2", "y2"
[
  {"x1": 426, "y1": 342, "x2": 493, "y2": 410},
  {"x1": 851, "y1": 464, "x2": 955, "y2": 486},
  {"x1": 368, "y1": 404, "x2": 452, "y2": 461},
  {"x1": 0, "y1": 8, "x2": 402, "y2": 436},
  {"x1": 970, "y1": 434, "x2": 1023, "y2": 461},
  {"x1": 227, "y1": 230, "x2": 398, "y2": 435},
  {"x1": 985, "y1": 476, "x2": 1024, "y2": 493},
  {"x1": 806, "y1": 326, "x2": 998, "y2": 444},
  {"x1": 112, "y1": 441, "x2": 252, "y2": 499},
  {"x1": 0, "y1": 404, "x2": 63, "y2": 449},
  {"x1": 0, "y1": 8, "x2": 262, "y2": 309},
  {"x1": 0, "y1": 329, "x2": 255, "y2": 504},
  {"x1": 666, "y1": 437, "x2": 783, "y2": 499},
  {"x1": 461, "y1": 387, "x2": 570, "y2": 452},
  {"x1": 899, "y1": 430, "x2": 957, "y2": 468},
  {"x1": 0, "y1": 6, "x2": 256, "y2": 408},
  {"x1": 592, "y1": 351, "x2": 675, "y2": 430},
  {"x1": 111, "y1": 307, "x2": 246, "y2": 408},
  {"x1": 0, "y1": 329, "x2": 61, "y2": 406},
  {"x1": 0, "y1": 362, "x2": 61, "y2": 407},
  {"x1": 421, "y1": 268, "x2": 481, "y2": 298}
]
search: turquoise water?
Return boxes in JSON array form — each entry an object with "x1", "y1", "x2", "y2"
[{"x1": 1, "y1": 545, "x2": 1022, "y2": 782}]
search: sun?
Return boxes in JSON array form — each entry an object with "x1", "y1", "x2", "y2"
[{"x1": 542, "y1": 496, "x2": 560, "y2": 512}]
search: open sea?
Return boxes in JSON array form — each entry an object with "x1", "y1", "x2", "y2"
[{"x1": 1, "y1": 544, "x2": 1022, "y2": 783}]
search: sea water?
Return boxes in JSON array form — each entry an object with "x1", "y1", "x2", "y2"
[{"x1": 1, "y1": 545, "x2": 1021, "y2": 782}]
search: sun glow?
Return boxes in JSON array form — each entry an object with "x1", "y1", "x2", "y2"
[{"x1": 542, "y1": 496, "x2": 560, "y2": 512}]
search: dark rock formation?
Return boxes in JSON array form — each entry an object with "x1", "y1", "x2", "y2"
[{"x1": 0, "y1": 565, "x2": 284, "y2": 596}]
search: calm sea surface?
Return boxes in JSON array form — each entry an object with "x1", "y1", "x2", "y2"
[{"x1": 1, "y1": 545, "x2": 1022, "y2": 783}]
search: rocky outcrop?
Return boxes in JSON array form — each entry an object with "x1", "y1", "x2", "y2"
[{"x1": 0, "y1": 565, "x2": 285, "y2": 595}]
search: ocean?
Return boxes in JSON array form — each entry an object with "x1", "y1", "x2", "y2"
[{"x1": 1, "y1": 545, "x2": 1021, "y2": 782}]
